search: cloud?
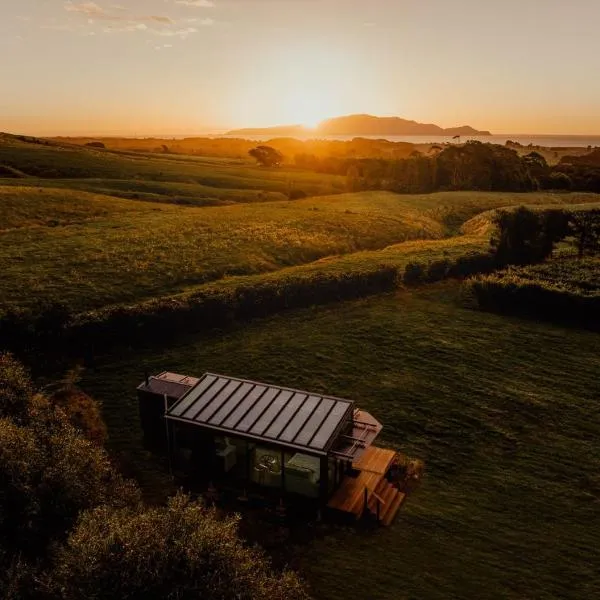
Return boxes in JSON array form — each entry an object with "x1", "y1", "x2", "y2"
[
  {"x1": 103, "y1": 23, "x2": 148, "y2": 33},
  {"x1": 64, "y1": 2, "x2": 106, "y2": 18},
  {"x1": 175, "y1": 0, "x2": 215, "y2": 7},
  {"x1": 150, "y1": 16, "x2": 175, "y2": 24},
  {"x1": 55, "y1": 2, "x2": 212, "y2": 38},
  {"x1": 151, "y1": 26, "x2": 198, "y2": 38},
  {"x1": 63, "y1": 2, "x2": 174, "y2": 24}
]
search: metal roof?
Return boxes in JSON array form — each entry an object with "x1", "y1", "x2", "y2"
[
  {"x1": 165, "y1": 373, "x2": 355, "y2": 455},
  {"x1": 137, "y1": 372, "x2": 200, "y2": 400}
]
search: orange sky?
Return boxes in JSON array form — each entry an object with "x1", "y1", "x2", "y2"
[{"x1": 1, "y1": 0, "x2": 600, "y2": 135}]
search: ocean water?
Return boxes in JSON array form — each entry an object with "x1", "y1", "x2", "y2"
[{"x1": 210, "y1": 133, "x2": 600, "y2": 149}]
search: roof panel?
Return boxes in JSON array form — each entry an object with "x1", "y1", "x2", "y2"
[
  {"x1": 293, "y1": 397, "x2": 335, "y2": 447},
  {"x1": 309, "y1": 401, "x2": 350, "y2": 450},
  {"x1": 208, "y1": 381, "x2": 254, "y2": 427},
  {"x1": 168, "y1": 374, "x2": 218, "y2": 416},
  {"x1": 186, "y1": 377, "x2": 230, "y2": 419},
  {"x1": 278, "y1": 394, "x2": 321, "y2": 443},
  {"x1": 196, "y1": 379, "x2": 243, "y2": 422},
  {"x1": 221, "y1": 384, "x2": 267, "y2": 429},
  {"x1": 235, "y1": 387, "x2": 280, "y2": 432},
  {"x1": 264, "y1": 392, "x2": 306, "y2": 440},
  {"x1": 165, "y1": 373, "x2": 355, "y2": 454},
  {"x1": 250, "y1": 390, "x2": 293, "y2": 436}
]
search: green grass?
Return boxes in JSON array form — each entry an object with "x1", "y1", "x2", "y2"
[
  {"x1": 80, "y1": 282, "x2": 600, "y2": 600},
  {"x1": 2, "y1": 185, "x2": 598, "y2": 314},
  {"x1": 0, "y1": 133, "x2": 345, "y2": 199},
  {"x1": 0, "y1": 177, "x2": 289, "y2": 206}
]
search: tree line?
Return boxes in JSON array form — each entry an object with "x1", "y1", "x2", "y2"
[{"x1": 251, "y1": 141, "x2": 600, "y2": 194}]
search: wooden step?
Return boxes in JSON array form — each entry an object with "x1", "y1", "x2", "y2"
[
  {"x1": 381, "y1": 491, "x2": 406, "y2": 526},
  {"x1": 367, "y1": 481, "x2": 396, "y2": 516}
]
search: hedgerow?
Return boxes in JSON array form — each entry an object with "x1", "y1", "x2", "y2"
[{"x1": 464, "y1": 258, "x2": 600, "y2": 330}]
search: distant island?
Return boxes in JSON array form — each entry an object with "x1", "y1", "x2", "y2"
[{"x1": 227, "y1": 114, "x2": 492, "y2": 137}]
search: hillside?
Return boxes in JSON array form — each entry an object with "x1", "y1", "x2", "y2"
[
  {"x1": 1, "y1": 185, "x2": 597, "y2": 316},
  {"x1": 0, "y1": 133, "x2": 345, "y2": 202},
  {"x1": 228, "y1": 114, "x2": 491, "y2": 137}
]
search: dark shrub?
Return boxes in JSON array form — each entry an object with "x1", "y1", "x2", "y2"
[
  {"x1": 288, "y1": 189, "x2": 308, "y2": 200},
  {"x1": 0, "y1": 353, "x2": 34, "y2": 424},
  {"x1": 49, "y1": 494, "x2": 309, "y2": 600},
  {"x1": 403, "y1": 262, "x2": 425, "y2": 285},
  {"x1": 425, "y1": 259, "x2": 451, "y2": 282}
]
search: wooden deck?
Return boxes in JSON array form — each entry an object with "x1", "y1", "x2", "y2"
[{"x1": 327, "y1": 446, "x2": 405, "y2": 525}]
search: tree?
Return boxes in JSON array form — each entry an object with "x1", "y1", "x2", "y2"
[
  {"x1": 436, "y1": 141, "x2": 533, "y2": 192},
  {"x1": 569, "y1": 209, "x2": 600, "y2": 258},
  {"x1": 46, "y1": 366, "x2": 108, "y2": 445},
  {"x1": 249, "y1": 146, "x2": 284, "y2": 167},
  {"x1": 491, "y1": 207, "x2": 569, "y2": 266},
  {"x1": 0, "y1": 357, "x2": 139, "y2": 558},
  {"x1": 345, "y1": 164, "x2": 361, "y2": 192},
  {"x1": 522, "y1": 151, "x2": 549, "y2": 187},
  {"x1": 49, "y1": 494, "x2": 310, "y2": 600},
  {"x1": 0, "y1": 407, "x2": 140, "y2": 558}
]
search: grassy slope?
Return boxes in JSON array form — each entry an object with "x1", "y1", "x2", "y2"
[
  {"x1": 2, "y1": 186, "x2": 598, "y2": 313},
  {"x1": 0, "y1": 188, "x2": 444, "y2": 312},
  {"x1": 80, "y1": 283, "x2": 600, "y2": 600},
  {"x1": 0, "y1": 134, "x2": 345, "y2": 198}
]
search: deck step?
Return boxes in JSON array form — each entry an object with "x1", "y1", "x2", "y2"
[
  {"x1": 367, "y1": 480, "x2": 396, "y2": 515},
  {"x1": 381, "y1": 491, "x2": 406, "y2": 526}
]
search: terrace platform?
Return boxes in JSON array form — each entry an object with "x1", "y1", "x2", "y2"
[{"x1": 327, "y1": 446, "x2": 405, "y2": 525}]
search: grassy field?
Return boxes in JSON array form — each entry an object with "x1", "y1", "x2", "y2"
[
  {"x1": 80, "y1": 282, "x2": 600, "y2": 600},
  {"x1": 2, "y1": 184, "x2": 598, "y2": 314},
  {"x1": 0, "y1": 133, "x2": 346, "y2": 199}
]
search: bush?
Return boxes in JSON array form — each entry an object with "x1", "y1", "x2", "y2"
[
  {"x1": 288, "y1": 189, "x2": 308, "y2": 200},
  {"x1": 48, "y1": 494, "x2": 310, "y2": 600},
  {"x1": 447, "y1": 252, "x2": 497, "y2": 278},
  {"x1": 425, "y1": 259, "x2": 451, "y2": 283},
  {"x1": 0, "y1": 387, "x2": 139, "y2": 558},
  {"x1": 50, "y1": 388, "x2": 108, "y2": 446},
  {"x1": 67, "y1": 265, "x2": 400, "y2": 353},
  {"x1": 464, "y1": 259, "x2": 600, "y2": 330},
  {"x1": 403, "y1": 262, "x2": 425, "y2": 285},
  {"x1": 545, "y1": 171, "x2": 572, "y2": 190},
  {"x1": 0, "y1": 354, "x2": 34, "y2": 424}
]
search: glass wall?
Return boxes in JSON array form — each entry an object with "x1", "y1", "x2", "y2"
[{"x1": 283, "y1": 451, "x2": 320, "y2": 498}]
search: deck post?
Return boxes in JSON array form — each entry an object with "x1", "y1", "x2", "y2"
[
  {"x1": 319, "y1": 455, "x2": 329, "y2": 506},
  {"x1": 280, "y1": 449, "x2": 286, "y2": 494},
  {"x1": 363, "y1": 486, "x2": 368, "y2": 518},
  {"x1": 245, "y1": 440, "x2": 250, "y2": 482},
  {"x1": 376, "y1": 497, "x2": 380, "y2": 521}
]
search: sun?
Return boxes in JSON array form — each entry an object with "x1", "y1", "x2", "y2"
[
  {"x1": 285, "y1": 93, "x2": 329, "y2": 130},
  {"x1": 301, "y1": 116, "x2": 323, "y2": 129}
]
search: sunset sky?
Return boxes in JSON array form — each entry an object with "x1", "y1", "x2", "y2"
[{"x1": 1, "y1": 0, "x2": 599, "y2": 135}]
